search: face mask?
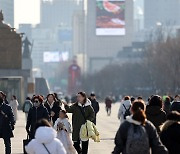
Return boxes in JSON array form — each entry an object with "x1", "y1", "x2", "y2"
[{"x1": 34, "y1": 101, "x2": 40, "y2": 107}]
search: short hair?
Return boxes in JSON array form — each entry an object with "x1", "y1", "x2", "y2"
[
  {"x1": 131, "y1": 97, "x2": 135, "y2": 102},
  {"x1": 149, "y1": 95, "x2": 163, "y2": 108},
  {"x1": 32, "y1": 95, "x2": 44, "y2": 103},
  {"x1": 124, "y1": 96, "x2": 130, "y2": 101},
  {"x1": 137, "y1": 96, "x2": 143, "y2": 100},
  {"x1": 90, "y1": 93, "x2": 96, "y2": 97},
  {"x1": 26, "y1": 97, "x2": 31, "y2": 100},
  {"x1": 167, "y1": 111, "x2": 180, "y2": 121}
]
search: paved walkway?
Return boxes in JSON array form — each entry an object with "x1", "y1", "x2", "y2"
[{"x1": 0, "y1": 103, "x2": 120, "y2": 154}]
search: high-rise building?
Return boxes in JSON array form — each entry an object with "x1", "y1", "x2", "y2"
[
  {"x1": 144, "y1": 0, "x2": 180, "y2": 29},
  {"x1": 0, "y1": 0, "x2": 14, "y2": 27},
  {"x1": 73, "y1": 0, "x2": 134, "y2": 73},
  {"x1": 40, "y1": 0, "x2": 82, "y2": 28}
]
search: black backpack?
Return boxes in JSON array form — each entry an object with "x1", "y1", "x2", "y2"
[{"x1": 123, "y1": 104, "x2": 131, "y2": 119}]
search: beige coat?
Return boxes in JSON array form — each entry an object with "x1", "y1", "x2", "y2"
[{"x1": 9, "y1": 100, "x2": 19, "y2": 121}]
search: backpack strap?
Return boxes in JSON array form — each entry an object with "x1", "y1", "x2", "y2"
[
  {"x1": 122, "y1": 104, "x2": 127, "y2": 110},
  {"x1": 42, "y1": 143, "x2": 51, "y2": 154}
]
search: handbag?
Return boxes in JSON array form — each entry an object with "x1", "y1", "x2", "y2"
[
  {"x1": 23, "y1": 135, "x2": 31, "y2": 154},
  {"x1": 42, "y1": 143, "x2": 51, "y2": 154}
]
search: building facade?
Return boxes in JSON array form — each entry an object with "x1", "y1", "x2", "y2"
[{"x1": 73, "y1": 0, "x2": 134, "y2": 73}]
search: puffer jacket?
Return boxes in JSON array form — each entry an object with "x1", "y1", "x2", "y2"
[
  {"x1": 146, "y1": 106, "x2": 166, "y2": 133},
  {"x1": 118, "y1": 100, "x2": 131, "y2": 123},
  {"x1": 80, "y1": 120, "x2": 100, "y2": 142},
  {"x1": 113, "y1": 116, "x2": 168, "y2": 154},
  {"x1": 160, "y1": 120, "x2": 180, "y2": 154},
  {"x1": 25, "y1": 127, "x2": 66, "y2": 154}
]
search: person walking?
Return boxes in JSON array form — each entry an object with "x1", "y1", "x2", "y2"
[
  {"x1": 160, "y1": 111, "x2": 180, "y2": 154},
  {"x1": 105, "y1": 96, "x2": 112, "y2": 116},
  {"x1": 118, "y1": 96, "x2": 131, "y2": 123},
  {"x1": 62, "y1": 92, "x2": 95, "y2": 154},
  {"x1": 163, "y1": 96, "x2": 171, "y2": 114},
  {"x1": 0, "y1": 91, "x2": 9, "y2": 104},
  {"x1": 0, "y1": 96, "x2": 15, "y2": 154},
  {"x1": 23, "y1": 97, "x2": 33, "y2": 121},
  {"x1": 9, "y1": 95, "x2": 19, "y2": 122},
  {"x1": 170, "y1": 95, "x2": 180, "y2": 113},
  {"x1": 54, "y1": 110, "x2": 77, "y2": 154},
  {"x1": 26, "y1": 95, "x2": 49, "y2": 139},
  {"x1": 89, "y1": 93, "x2": 99, "y2": 125},
  {"x1": 44, "y1": 94, "x2": 62, "y2": 125},
  {"x1": 146, "y1": 95, "x2": 166, "y2": 133},
  {"x1": 113, "y1": 100, "x2": 168, "y2": 154},
  {"x1": 26, "y1": 119, "x2": 66, "y2": 154}
]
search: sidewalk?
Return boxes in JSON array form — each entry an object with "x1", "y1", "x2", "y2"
[{"x1": 0, "y1": 103, "x2": 120, "y2": 154}]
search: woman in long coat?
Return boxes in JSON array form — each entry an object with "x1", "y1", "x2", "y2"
[
  {"x1": 9, "y1": 95, "x2": 19, "y2": 122},
  {"x1": 63, "y1": 92, "x2": 95, "y2": 154}
]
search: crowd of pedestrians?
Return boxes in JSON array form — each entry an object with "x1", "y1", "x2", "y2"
[
  {"x1": 114, "y1": 94, "x2": 180, "y2": 154},
  {"x1": 1, "y1": 90, "x2": 180, "y2": 154},
  {"x1": 0, "y1": 91, "x2": 100, "y2": 154}
]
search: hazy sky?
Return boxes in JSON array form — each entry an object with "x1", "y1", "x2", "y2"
[{"x1": 14, "y1": 0, "x2": 40, "y2": 28}]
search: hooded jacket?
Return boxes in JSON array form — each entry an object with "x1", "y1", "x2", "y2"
[
  {"x1": 160, "y1": 120, "x2": 180, "y2": 154},
  {"x1": 146, "y1": 105, "x2": 166, "y2": 133},
  {"x1": 113, "y1": 116, "x2": 168, "y2": 154},
  {"x1": 25, "y1": 127, "x2": 66, "y2": 154},
  {"x1": 118, "y1": 100, "x2": 131, "y2": 123},
  {"x1": 65, "y1": 99, "x2": 95, "y2": 141}
]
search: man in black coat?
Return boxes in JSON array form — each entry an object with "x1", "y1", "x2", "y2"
[
  {"x1": 89, "y1": 93, "x2": 100, "y2": 125},
  {"x1": 26, "y1": 95, "x2": 49, "y2": 139},
  {"x1": 0, "y1": 97, "x2": 15, "y2": 154}
]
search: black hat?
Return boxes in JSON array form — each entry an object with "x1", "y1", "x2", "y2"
[{"x1": 90, "y1": 93, "x2": 96, "y2": 97}]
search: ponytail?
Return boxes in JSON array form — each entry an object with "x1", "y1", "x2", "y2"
[
  {"x1": 132, "y1": 108, "x2": 146, "y2": 125},
  {"x1": 131, "y1": 101, "x2": 146, "y2": 125}
]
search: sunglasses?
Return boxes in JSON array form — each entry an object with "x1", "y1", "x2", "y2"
[{"x1": 34, "y1": 100, "x2": 39, "y2": 103}]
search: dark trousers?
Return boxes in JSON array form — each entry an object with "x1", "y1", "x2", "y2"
[
  {"x1": 74, "y1": 140, "x2": 89, "y2": 154},
  {"x1": 106, "y1": 107, "x2": 111, "y2": 116},
  {"x1": 3, "y1": 137, "x2": 11, "y2": 154},
  {"x1": 93, "y1": 114, "x2": 97, "y2": 125}
]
